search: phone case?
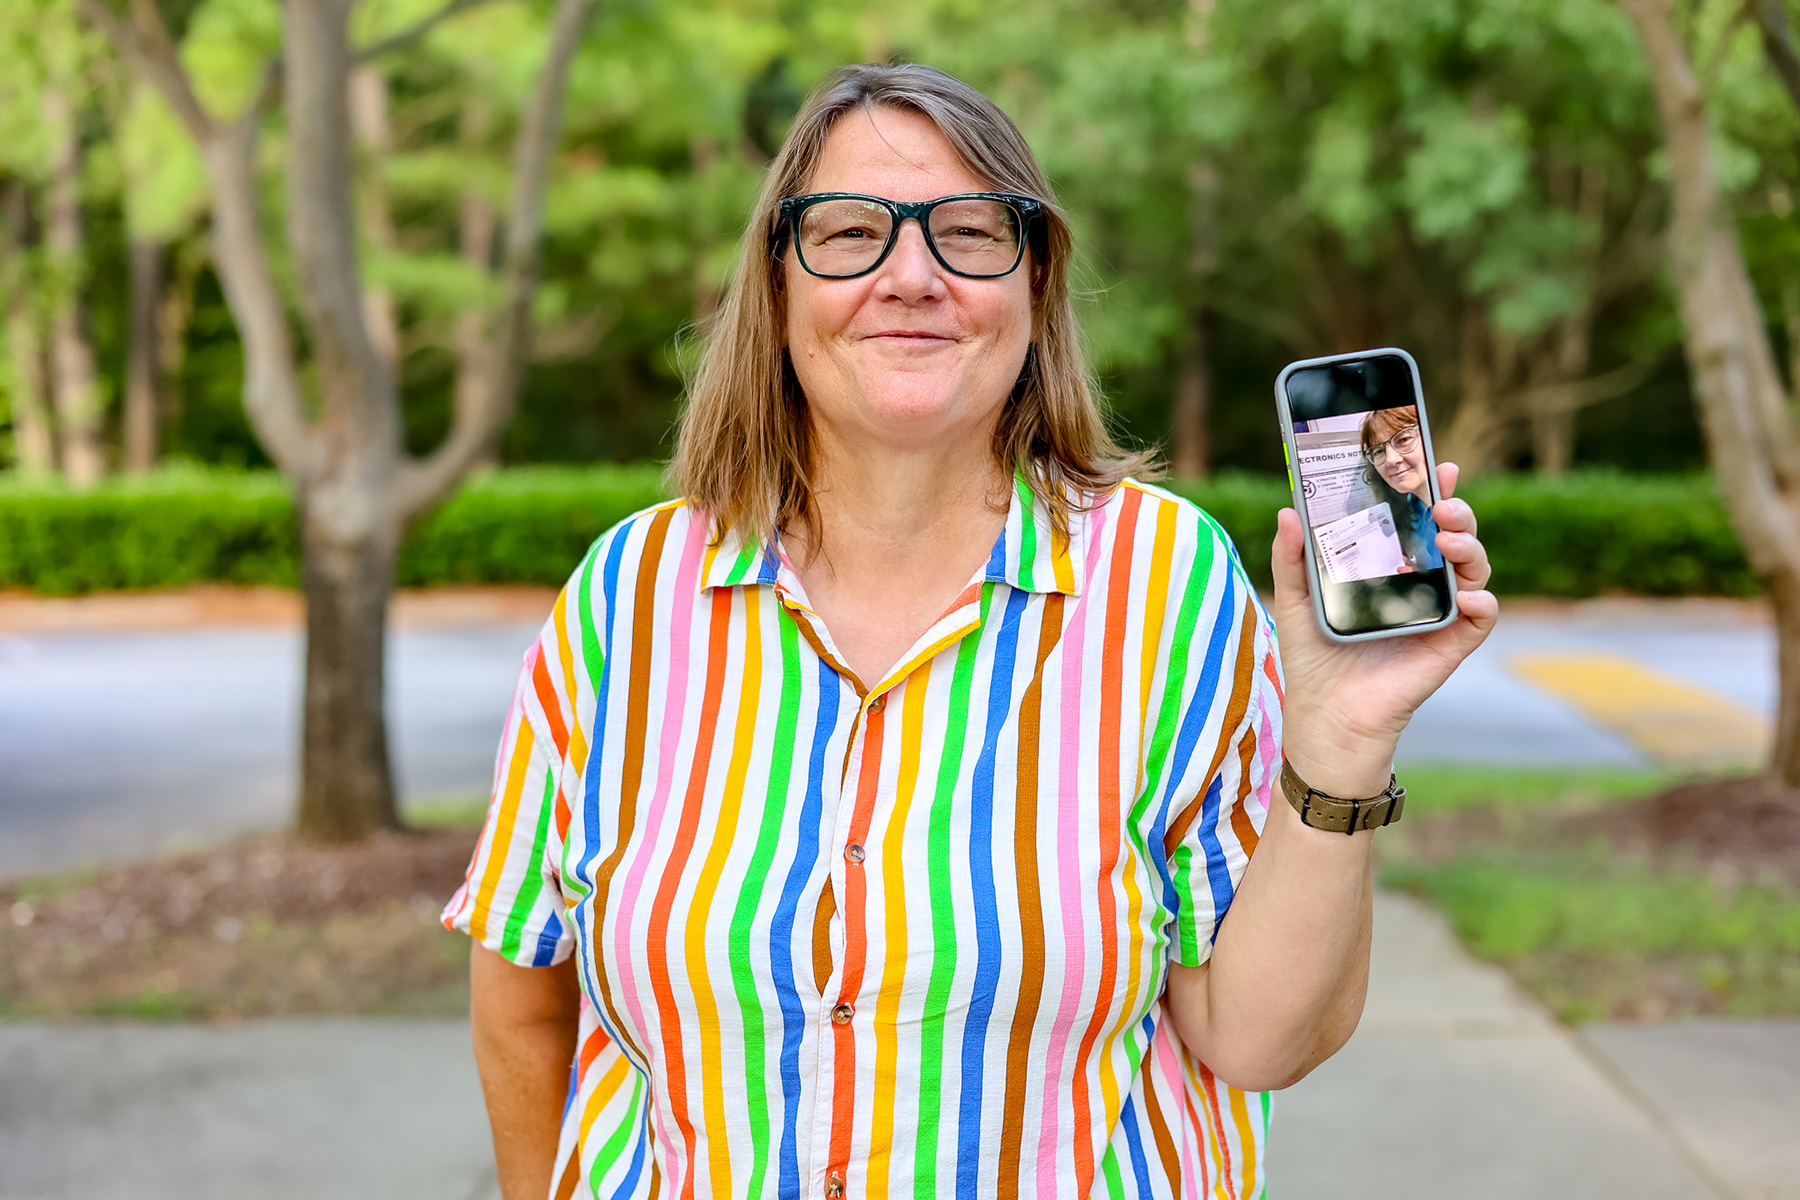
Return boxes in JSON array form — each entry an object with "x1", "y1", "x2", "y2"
[{"x1": 1274, "y1": 347, "x2": 1459, "y2": 643}]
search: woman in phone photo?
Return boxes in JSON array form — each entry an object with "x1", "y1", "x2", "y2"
[{"x1": 1362, "y1": 404, "x2": 1446, "y2": 574}]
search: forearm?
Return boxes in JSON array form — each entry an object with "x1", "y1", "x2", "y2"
[
  {"x1": 1166, "y1": 735, "x2": 1390, "y2": 1091},
  {"x1": 470, "y1": 946, "x2": 581, "y2": 1199}
]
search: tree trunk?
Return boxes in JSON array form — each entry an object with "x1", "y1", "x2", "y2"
[
  {"x1": 1, "y1": 184, "x2": 56, "y2": 477},
  {"x1": 1173, "y1": 307, "x2": 1211, "y2": 478},
  {"x1": 349, "y1": 64, "x2": 401, "y2": 372},
  {"x1": 124, "y1": 238, "x2": 164, "y2": 472},
  {"x1": 43, "y1": 83, "x2": 106, "y2": 487},
  {"x1": 4, "y1": 293, "x2": 56, "y2": 478},
  {"x1": 454, "y1": 96, "x2": 497, "y2": 466},
  {"x1": 298, "y1": 516, "x2": 403, "y2": 840},
  {"x1": 156, "y1": 238, "x2": 204, "y2": 449},
  {"x1": 1620, "y1": 0, "x2": 1800, "y2": 785}
]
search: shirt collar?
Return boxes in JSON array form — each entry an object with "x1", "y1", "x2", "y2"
[{"x1": 698, "y1": 474, "x2": 1087, "y2": 597}]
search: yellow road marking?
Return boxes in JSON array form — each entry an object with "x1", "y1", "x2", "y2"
[{"x1": 1509, "y1": 653, "x2": 1770, "y2": 768}]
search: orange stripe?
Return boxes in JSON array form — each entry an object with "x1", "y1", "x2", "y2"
[
  {"x1": 1068, "y1": 484, "x2": 1142, "y2": 1191},
  {"x1": 645, "y1": 585, "x2": 734, "y2": 1200},
  {"x1": 532, "y1": 643, "x2": 571, "y2": 757},
  {"x1": 827, "y1": 700, "x2": 887, "y2": 1184},
  {"x1": 469, "y1": 715, "x2": 535, "y2": 944}
]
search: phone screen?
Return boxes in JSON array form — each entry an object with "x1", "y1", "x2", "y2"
[{"x1": 1282, "y1": 353, "x2": 1454, "y2": 637}]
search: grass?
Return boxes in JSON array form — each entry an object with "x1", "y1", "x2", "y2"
[{"x1": 1382, "y1": 766, "x2": 1800, "y2": 1023}]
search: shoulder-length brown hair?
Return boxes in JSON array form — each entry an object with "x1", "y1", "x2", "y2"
[{"x1": 667, "y1": 62, "x2": 1153, "y2": 544}]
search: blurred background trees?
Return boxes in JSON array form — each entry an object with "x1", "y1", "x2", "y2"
[{"x1": 9, "y1": 0, "x2": 1795, "y2": 487}]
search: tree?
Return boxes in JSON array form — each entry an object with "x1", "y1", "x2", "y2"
[
  {"x1": 82, "y1": 0, "x2": 598, "y2": 840},
  {"x1": 1617, "y1": 0, "x2": 1800, "y2": 785}
]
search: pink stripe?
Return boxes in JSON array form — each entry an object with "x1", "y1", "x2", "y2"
[
  {"x1": 1152, "y1": 1025, "x2": 1200, "y2": 1198},
  {"x1": 609, "y1": 512, "x2": 708, "y2": 1182},
  {"x1": 1035, "y1": 500, "x2": 1111, "y2": 1194}
]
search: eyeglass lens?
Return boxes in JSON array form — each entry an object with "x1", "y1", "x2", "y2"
[
  {"x1": 796, "y1": 198, "x2": 1022, "y2": 278},
  {"x1": 1368, "y1": 426, "x2": 1420, "y2": 463}
]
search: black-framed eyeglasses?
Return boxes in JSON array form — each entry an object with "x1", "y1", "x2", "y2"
[
  {"x1": 1364, "y1": 424, "x2": 1421, "y2": 466},
  {"x1": 777, "y1": 191, "x2": 1043, "y2": 280}
]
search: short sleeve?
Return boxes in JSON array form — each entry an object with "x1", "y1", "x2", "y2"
[
  {"x1": 441, "y1": 633, "x2": 577, "y2": 968},
  {"x1": 1158, "y1": 535, "x2": 1285, "y2": 969}
]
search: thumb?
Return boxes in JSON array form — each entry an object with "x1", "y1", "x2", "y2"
[{"x1": 1271, "y1": 507, "x2": 1312, "y2": 621}]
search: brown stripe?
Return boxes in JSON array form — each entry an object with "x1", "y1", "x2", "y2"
[
  {"x1": 812, "y1": 880, "x2": 838, "y2": 994},
  {"x1": 552, "y1": 1151, "x2": 582, "y2": 1200},
  {"x1": 585, "y1": 506, "x2": 675, "y2": 1068},
  {"x1": 995, "y1": 592, "x2": 1065, "y2": 1199},
  {"x1": 1164, "y1": 594, "x2": 1259, "y2": 856},
  {"x1": 1138, "y1": 1048, "x2": 1185, "y2": 1191},
  {"x1": 1229, "y1": 718, "x2": 1263, "y2": 857}
]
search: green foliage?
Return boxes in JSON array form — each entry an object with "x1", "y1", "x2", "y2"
[
  {"x1": 1386, "y1": 851, "x2": 1800, "y2": 1021},
  {"x1": 1456, "y1": 471, "x2": 1758, "y2": 596},
  {"x1": 395, "y1": 465, "x2": 668, "y2": 586},
  {"x1": 1386, "y1": 766, "x2": 1676, "y2": 816},
  {"x1": 0, "y1": 466, "x2": 1756, "y2": 597},
  {"x1": 0, "y1": 467, "x2": 297, "y2": 593}
]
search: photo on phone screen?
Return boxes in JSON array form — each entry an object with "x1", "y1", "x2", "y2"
[{"x1": 1279, "y1": 351, "x2": 1455, "y2": 639}]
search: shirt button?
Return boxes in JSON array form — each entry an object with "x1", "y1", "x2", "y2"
[
  {"x1": 845, "y1": 843, "x2": 865, "y2": 864},
  {"x1": 867, "y1": 694, "x2": 886, "y2": 714},
  {"x1": 824, "y1": 1174, "x2": 845, "y2": 1199},
  {"x1": 831, "y1": 1002, "x2": 854, "y2": 1025}
]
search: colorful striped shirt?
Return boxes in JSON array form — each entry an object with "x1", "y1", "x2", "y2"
[{"x1": 444, "y1": 478, "x2": 1285, "y2": 1200}]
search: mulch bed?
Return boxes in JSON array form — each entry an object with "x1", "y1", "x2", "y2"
[
  {"x1": 1403, "y1": 775, "x2": 1800, "y2": 888},
  {"x1": 1563, "y1": 776, "x2": 1800, "y2": 890},
  {"x1": 0, "y1": 827, "x2": 482, "y2": 1021}
]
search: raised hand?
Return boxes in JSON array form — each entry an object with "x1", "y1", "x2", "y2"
[{"x1": 1271, "y1": 461, "x2": 1498, "y2": 796}]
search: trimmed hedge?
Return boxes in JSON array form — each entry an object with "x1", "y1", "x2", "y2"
[{"x1": 0, "y1": 465, "x2": 1757, "y2": 597}]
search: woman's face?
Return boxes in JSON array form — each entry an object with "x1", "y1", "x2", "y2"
[
  {"x1": 782, "y1": 106, "x2": 1034, "y2": 459},
  {"x1": 1371, "y1": 421, "x2": 1429, "y2": 499}
]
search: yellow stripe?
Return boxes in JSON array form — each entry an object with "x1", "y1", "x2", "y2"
[
  {"x1": 683, "y1": 587, "x2": 761, "y2": 1197},
  {"x1": 868, "y1": 660, "x2": 931, "y2": 1200},
  {"x1": 470, "y1": 719, "x2": 535, "y2": 944},
  {"x1": 1510, "y1": 653, "x2": 1769, "y2": 768}
]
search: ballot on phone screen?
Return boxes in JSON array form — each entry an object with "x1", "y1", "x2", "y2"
[{"x1": 1274, "y1": 348, "x2": 1458, "y2": 642}]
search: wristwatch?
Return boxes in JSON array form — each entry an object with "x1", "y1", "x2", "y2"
[{"x1": 1279, "y1": 759, "x2": 1406, "y2": 834}]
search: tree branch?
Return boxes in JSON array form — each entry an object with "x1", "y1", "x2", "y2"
[
  {"x1": 1750, "y1": 0, "x2": 1800, "y2": 116},
  {"x1": 354, "y1": 0, "x2": 499, "y2": 64},
  {"x1": 76, "y1": 0, "x2": 215, "y2": 140},
  {"x1": 398, "y1": 0, "x2": 599, "y2": 516}
]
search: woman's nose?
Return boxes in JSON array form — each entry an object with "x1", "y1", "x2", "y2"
[{"x1": 875, "y1": 221, "x2": 945, "y2": 298}]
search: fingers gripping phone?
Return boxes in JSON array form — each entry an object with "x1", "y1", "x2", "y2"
[{"x1": 1274, "y1": 348, "x2": 1458, "y2": 642}]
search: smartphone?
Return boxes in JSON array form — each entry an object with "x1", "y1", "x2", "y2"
[{"x1": 1274, "y1": 348, "x2": 1458, "y2": 642}]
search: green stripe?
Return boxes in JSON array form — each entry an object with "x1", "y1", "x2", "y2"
[
  {"x1": 501, "y1": 767, "x2": 558, "y2": 960},
  {"x1": 911, "y1": 583, "x2": 990, "y2": 1196},
  {"x1": 725, "y1": 606, "x2": 802, "y2": 1195},
  {"x1": 589, "y1": 1068, "x2": 647, "y2": 1194},
  {"x1": 563, "y1": 543, "x2": 607, "y2": 900},
  {"x1": 1133, "y1": 520, "x2": 1219, "y2": 959},
  {"x1": 1015, "y1": 476, "x2": 1038, "y2": 592}
]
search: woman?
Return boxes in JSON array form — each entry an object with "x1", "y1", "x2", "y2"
[
  {"x1": 445, "y1": 64, "x2": 1494, "y2": 1200},
  {"x1": 1361, "y1": 405, "x2": 1446, "y2": 574}
]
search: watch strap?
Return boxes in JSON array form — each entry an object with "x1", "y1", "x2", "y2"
[{"x1": 1279, "y1": 760, "x2": 1406, "y2": 834}]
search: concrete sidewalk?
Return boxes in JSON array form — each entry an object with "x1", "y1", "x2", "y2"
[
  {"x1": 1, "y1": 892, "x2": 1794, "y2": 1198},
  {"x1": 1275, "y1": 891, "x2": 1797, "y2": 1199}
]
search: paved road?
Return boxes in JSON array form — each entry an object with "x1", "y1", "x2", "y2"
[
  {"x1": 5, "y1": 892, "x2": 1791, "y2": 1199},
  {"x1": 0, "y1": 600, "x2": 1776, "y2": 879},
  {"x1": 0, "y1": 623, "x2": 540, "y2": 878}
]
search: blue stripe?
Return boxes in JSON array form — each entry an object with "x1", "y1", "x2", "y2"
[
  {"x1": 954, "y1": 584, "x2": 1029, "y2": 1195},
  {"x1": 772, "y1": 655, "x2": 841, "y2": 1200},
  {"x1": 1155, "y1": 569, "x2": 1239, "y2": 923},
  {"x1": 984, "y1": 526, "x2": 1009, "y2": 581},
  {"x1": 564, "y1": 520, "x2": 648, "y2": 1073},
  {"x1": 533, "y1": 911, "x2": 566, "y2": 967},
  {"x1": 606, "y1": 1072, "x2": 650, "y2": 1200}
]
